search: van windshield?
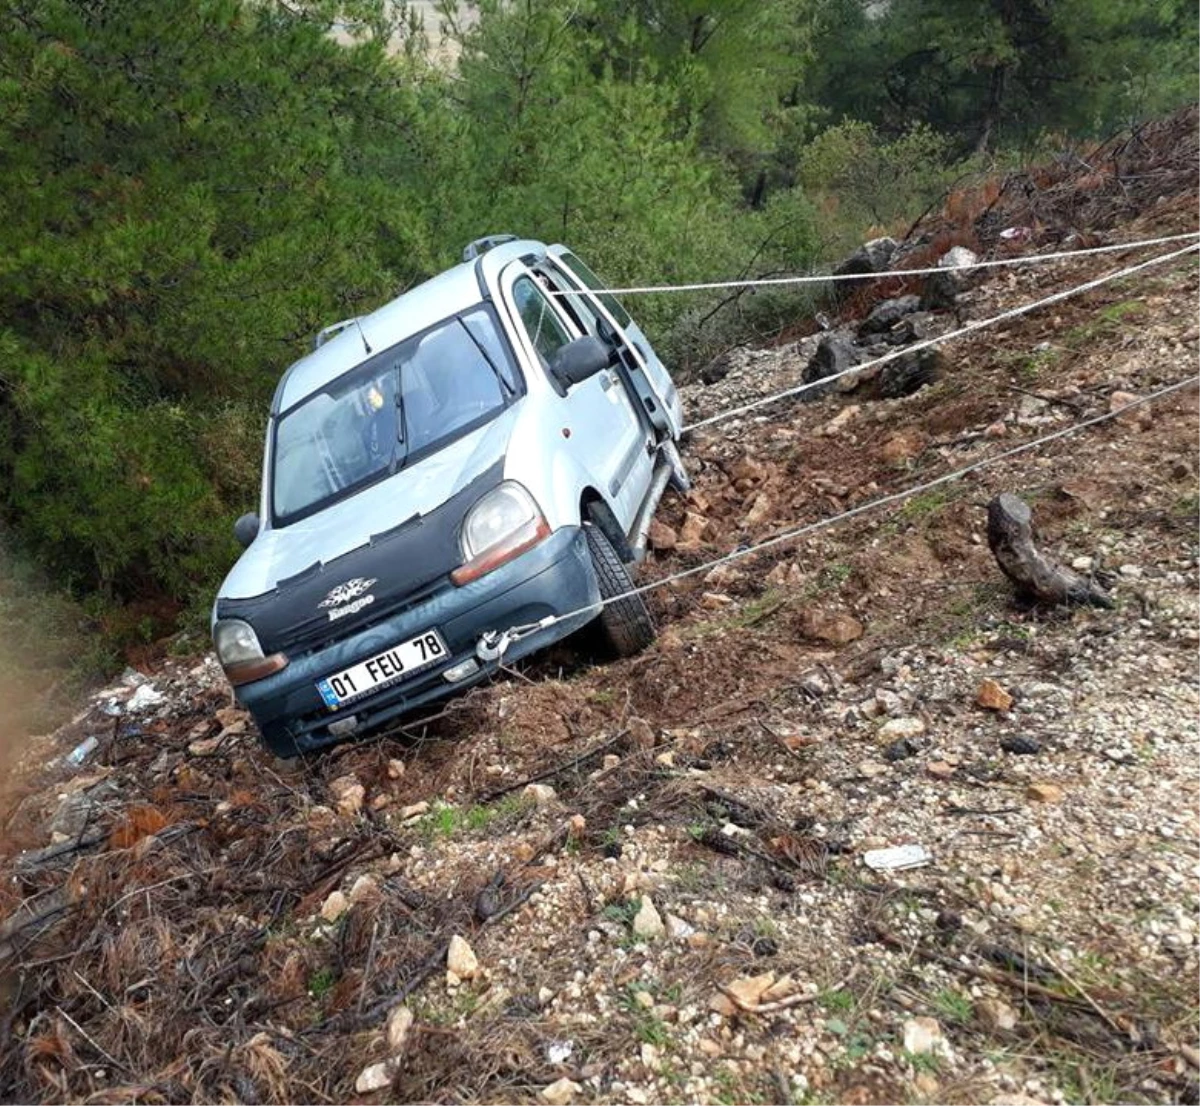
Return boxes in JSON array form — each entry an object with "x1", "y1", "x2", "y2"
[{"x1": 271, "y1": 307, "x2": 519, "y2": 525}]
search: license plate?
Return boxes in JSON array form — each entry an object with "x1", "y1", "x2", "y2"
[{"x1": 316, "y1": 629, "x2": 448, "y2": 709}]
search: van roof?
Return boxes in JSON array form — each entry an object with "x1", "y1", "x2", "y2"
[{"x1": 272, "y1": 238, "x2": 544, "y2": 414}]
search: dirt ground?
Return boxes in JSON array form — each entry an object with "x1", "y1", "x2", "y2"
[{"x1": 0, "y1": 124, "x2": 1197, "y2": 1105}]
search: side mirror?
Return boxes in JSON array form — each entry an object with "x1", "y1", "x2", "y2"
[
  {"x1": 550, "y1": 336, "x2": 614, "y2": 389},
  {"x1": 234, "y1": 512, "x2": 260, "y2": 549}
]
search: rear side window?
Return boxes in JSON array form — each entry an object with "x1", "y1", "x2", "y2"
[
  {"x1": 512, "y1": 276, "x2": 573, "y2": 367},
  {"x1": 557, "y1": 252, "x2": 633, "y2": 329}
]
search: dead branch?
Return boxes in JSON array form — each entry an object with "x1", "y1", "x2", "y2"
[
  {"x1": 478, "y1": 731, "x2": 626, "y2": 802},
  {"x1": 986, "y1": 493, "x2": 1112, "y2": 607}
]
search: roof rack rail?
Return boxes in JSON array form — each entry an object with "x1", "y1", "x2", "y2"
[
  {"x1": 462, "y1": 234, "x2": 518, "y2": 263},
  {"x1": 313, "y1": 318, "x2": 360, "y2": 350}
]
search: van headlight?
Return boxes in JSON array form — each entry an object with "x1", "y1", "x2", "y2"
[
  {"x1": 214, "y1": 619, "x2": 289, "y2": 686},
  {"x1": 451, "y1": 482, "x2": 551, "y2": 585}
]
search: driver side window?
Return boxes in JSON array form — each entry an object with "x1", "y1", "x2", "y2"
[{"x1": 512, "y1": 276, "x2": 573, "y2": 369}]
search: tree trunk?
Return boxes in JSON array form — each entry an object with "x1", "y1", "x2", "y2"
[{"x1": 986, "y1": 493, "x2": 1112, "y2": 607}]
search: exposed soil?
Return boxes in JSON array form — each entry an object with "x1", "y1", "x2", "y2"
[{"x1": 1, "y1": 133, "x2": 1197, "y2": 1105}]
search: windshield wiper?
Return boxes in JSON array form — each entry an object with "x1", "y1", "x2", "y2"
[{"x1": 391, "y1": 361, "x2": 409, "y2": 474}]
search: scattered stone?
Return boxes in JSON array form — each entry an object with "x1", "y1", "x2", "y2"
[
  {"x1": 329, "y1": 775, "x2": 365, "y2": 818},
  {"x1": 386, "y1": 759, "x2": 406, "y2": 780},
  {"x1": 321, "y1": 890, "x2": 349, "y2": 923},
  {"x1": 700, "y1": 592, "x2": 734, "y2": 609},
  {"x1": 975, "y1": 998, "x2": 1018, "y2": 1032},
  {"x1": 903, "y1": 1016, "x2": 945, "y2": 1055},
  {"x1": 798, "y1": 607, "x2": 864, "y2": 645},
  {"x1": 914, "y1": 1071, "x2": 941, "y2": 1097},
  {"x1": 632, "y1": 897, "x2": 665, "y2": 940},
  {"x1": 858, "y1": 295, "x2": 921, "y2": 336},
  {"x1": 627, "y1": 717, "x2": 656, "y2": 751},
  {"x1": 1025, "y1": 782, "x2": 1064, "y2": 803},
  {"x1": 523, "y1": 783, "x2": 558, "y2": 806},
  {"x1": 679, "y1": 511, "x2": 709, "y2": 546},
  {"x1": 743, "y1": 492, "x2": 773, "y2": 527},
  {"x1": 354, "y1": 1060, "x2": 397, "y2": 1093},
  {"x1": 187, "y1": 736, "x2": 223, "y2": 757},
  {"x1": 802, "y1": 335, "x2": 861, "y2": 399},
  {"x1": 386, "y1": 1005, "x2": 415, "y2": 1053},
  {"x1": 977, "y1": 678, "x2": 1014, "y2": 711},
  {"x1": 833, "y1": 236, "x2": 897, "y2": 277},
  {"x1": 857, "y1": 760, "x2": 890, "y2": 778},
  {"x1": 1071, "y1": 555, "x2": 1094, "y2": 573},
  {"x1": 818, "y1": 404, "x2": 862, "y2": 436},
  {"x1": 724, "y1": 973, "x2": 776, "y2": 1008},
  {"x1": 880, "y1": 430, "x2": 928, "y2": 463},
  {"x1": 885, "y1": 738, "x2": 919, "y2": 762},
  {"x1": 666, "y1": 914, "x2": 696, "y2": 941},
  {"x1": 926, "y1": 760, "x2": 956, "y2": 780},
  {"x1": 1001, "y1": 736, "x2": 1042, "y2": 756},
  {"x1": 648, "y1": 519, "x2": 677, "y2": 551},
  {"x1": 798, "y1": 669, "x2": 832, "y2": 697},
  {"x1": 1110, "y1": 390, "x2": 1153, "y2": 429},
  {"x1": 879, "y1": 716, "x2": 926, "y2": 740},
  {"x1": 349, "y1": 874, "x2": 380, "y2": 905},
  {"x1": 307, "y1": 805, "x2": 336, "y2": 831},
  {"x1": 447, "y1": 935, "x2": 479, "y2": 980},
  {"x1": 984, "y1": 419, "x2": 1008, "y2": 438},
  {"x1": 879, "y1": 349, "x2": 944, "y2": 399},
  {"x1": 567, "y1": 813, "x2": 586, "y2": 837},
  {"x1": 540, "y1": 1078, "x2": 582, "y2": 1105},
  {"x1": 399, "y1": 800, "x2": 430, "y2": 821}
]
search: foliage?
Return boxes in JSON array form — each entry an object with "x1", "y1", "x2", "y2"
[{"x1": 0, "y1": 0, "x2": 1194, "y2": 650}]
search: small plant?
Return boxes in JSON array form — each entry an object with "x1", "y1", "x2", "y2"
[
  {"x1": 819, "y1": 987, "x2": 855, "y2": 1013},
  {"x1": 307, "y1": 967, "x2": 335, "y2": 999},
  {"x1": 602, "y1": 899, "x2": 639, "y2": 926},
  {"x1": 932, "y1": 987, "x2": 973, "y2": 1024},
  {"x1": 905, "y1": 1050, "x2": 942, "y2": 1074},
  {"x1": 899, "y1": 486, "x2": 958, "y2": 522},
  {"x1": 818, "y1": 563, "x2": 852, "y2": 590}
]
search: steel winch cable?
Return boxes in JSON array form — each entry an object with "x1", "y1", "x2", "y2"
[
  {"x1": 684, "y1": 241, "x2": 1199, "y2": 433},
  {"x1": 481, "y1": 374, "x2": 1198, "y2": 658},
  {"x1": 569, "y1": 231, "x2": 1200, "y2": 297}
]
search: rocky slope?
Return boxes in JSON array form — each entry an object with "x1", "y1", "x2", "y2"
[{"x1": 1, "y1": 156, "x2": 1197, "y2": 1104}]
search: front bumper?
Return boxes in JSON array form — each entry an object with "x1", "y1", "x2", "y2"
[{"x1": 235, "y1": 526, "x2": 598, "y2": 753}]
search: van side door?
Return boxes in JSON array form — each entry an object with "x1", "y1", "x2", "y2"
[
  {"x1": 544, "y1": 246, "x2": 683, "y2": 440},
  {"x1": 497, "y1": 262, "x2": 652, "y2": 534}
]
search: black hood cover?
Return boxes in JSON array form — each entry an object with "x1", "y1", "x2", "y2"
[{"x1": 216, "y1": 461, "x2": 503, "y2": 654}]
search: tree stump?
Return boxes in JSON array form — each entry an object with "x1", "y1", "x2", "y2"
[{"x1": 986, "y1": 493, "x2": 1112, "y2": 608}]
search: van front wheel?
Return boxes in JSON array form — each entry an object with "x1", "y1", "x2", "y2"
[{"x1": 584, "y1": 523, "x2": 656, "y2": 657}]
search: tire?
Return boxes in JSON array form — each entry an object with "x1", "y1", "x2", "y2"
[{"x1": 585, "y1": 523, "x2": 656, "y2": 656}]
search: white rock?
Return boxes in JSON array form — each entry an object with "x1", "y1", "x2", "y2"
[
  {"x1": 386, "y1": 1005, "x2": 414, "y2": 1053},
  {"x1": 666, "y1": 913, "x2": 696, "y2": 941},
  {"x1": 903, "y1": 1016, "x2": 944, "y2": 1055},
  {"x1": 540, "y1": 1078, "x2": 582, "y2": 1105},
  {"x1": 349, "y1": 874, "x2": 379, "y2": 904},
  {"x1": 523, "y1": 783, "x2": 558, "y2": 805},
  {"x1": 632, "y1": 897, "x2": 665, "y2": 940},
  {"x1": 355, "y1": 1060, "x2": 396, "y2": 1093},
  {"x1": 446, "y1": 934, "x2": 479, "y2": 979},
  {"x1": 879, "y1": 716, "x2": 925, "y2": 740},
  {"x1": 320, "y1": 890, "x2": 349, "y2": 923},
  {"x1": 329, "y1": 774, "x2": 366, "y2": 817},
  {"x1": 976, "y1": 998, "x2": 1018, "y2": 1031}
]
